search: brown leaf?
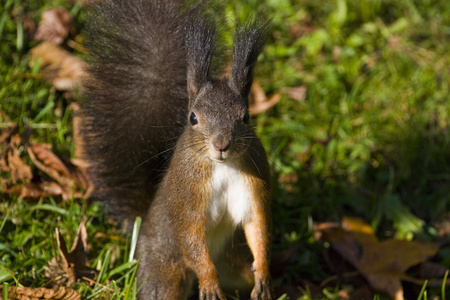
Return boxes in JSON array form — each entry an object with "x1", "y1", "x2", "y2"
[
  {"x1": 29, "y1": 144, "x2": 71, "y2": 177},
  {"x1": 34, "y1": 8, "x2": 73, "y2": 45},
  {"x1": 70, "y1": 103, "x2": 84, "y2": 166},
  {"x1": 277, "y1": 173, "x2": 299, "y2": 193},
  {"x1": 0, "y1": 124, "x2": 19, "y2": 144},
  {"x1": 29, "y1": 42, "x2": 87, "y2": 91},
  {"x1": 20, "y1": 13, "x2": 38, "y2": 37},
  {"x1": 249, "y1": 80, "x2": 267, "y2": 104},
  {"x1": 281, "y1": 86, "x2": 307, "y2": 102},
  {"x1": 0, "y1": 285, "x2": 80, "y2": 300},
  {"x1": 278, "y1": 173, "x2": 298, "y2": 184},
  {"x1": 55, "y1": 219, "x2": 96, "y2": 284},
  {"x1": 248, "y1": 81, "x2": 281, "y2": 115},
  {"x1": 70, "y1": 102, "x2": 93, "y2": 196},
  {"x1": 0, "y1": 123, "x2": 85, "y2": 200},
  {"x1": 342, "y1": 216, "x2": 378, "y2": 246},
  {"x1": 27, "y1": 145, "x2": 75, "y2": 200},
  {"x1": 19, "y1": 182, "x2": 65, "y2": 199},
  {"x1": 316, "y1": 217, "x2": 441, "y2": 300},
  {"x1": 27, "y1": 144, "x2": 86, "y2": 199},
  {"x1": 0, "y1": 140, "x2": 33, "y2": 185},
  {"x1": 5, "y1": 171, "x2": 83, "y2": 201},
  {"x1": 288, "y1": 17, "x2": 316, "y2": 40}
]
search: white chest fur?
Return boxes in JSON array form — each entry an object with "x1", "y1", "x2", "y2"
[
  {"x1": 206, "y1": 162, "x2": 253, "y2": 259},
  {"x1": 208, "y1": 162, "x2": 253, "y2": 226}
]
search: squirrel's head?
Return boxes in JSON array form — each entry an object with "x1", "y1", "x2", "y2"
[
  {"x1": 185, "y1": 15, "x2": 270, "y2": 163},
  {"x1": 187, "y1": 81, "x2": 251, "y2": 162}
]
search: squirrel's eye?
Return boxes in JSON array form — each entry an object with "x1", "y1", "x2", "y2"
[
  {"x1": 243, "y1": 112, "x2": 250, "y2": 124},
  {"x1": 190, "y1": 112, "x2": 198, "y2": 126}
]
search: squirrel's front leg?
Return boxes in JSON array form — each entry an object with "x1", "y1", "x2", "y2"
[
  {"x1": 176, "y1": 219, "x2": 227, "y2": 300},
  {"x1": 244, "y1": 207, "x2": 273, "y2": 300}
]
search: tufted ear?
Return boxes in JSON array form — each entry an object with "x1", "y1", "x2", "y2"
[
  {"x1": 229, "y1": 16, "x2": 271, "y2": 100},
  {"x1": 185, "y1": 16, "x2": 216, "y2": 101}
]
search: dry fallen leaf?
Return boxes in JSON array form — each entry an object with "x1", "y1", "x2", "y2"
[
  {"x1": 20, "y1": 182, "x2": 65, "y2": 199},
  {"x1": 0, "y1": 145, "x2": 32, "y2": 184},
  {"x1": 28, "y1": 144, "x2": 72, "y2": 184},
  {"x1": 70, "y1": 102, "x2": 93, "y2": 199},
  {"x1": 0, "y1": 285, "x2": 80, "y2": 300},
  {"x1": 288, "y1": 17, "x2": 316, "y2": 40},
  {"x1": 34, "y1": 7, "x2": 73, "y2": 45},
  {"x1": 6, "y1": 179, "x2": 84, "y2": 201},
  {"x1": 0, "y1": 125, "x2": 33, "y2": 188},
  {"x1": 0, "y1": 123, "x2": 19, "y2": 144},
  {"x1": 70, "y1": 102, "x2": 84, "y2": 166},
  {"x1": 248, "y1": 81, "x2": 281, "y2": 115},
  {"x1": 316, "y1": 216, "x2": 442, "y2": 300},
  {"x1": 281, "y1": 86, "x2": 307, "y2": 102},
  {"x1": 29, "y1": 42, "x2": 87, "y2": 91},
  {"x1": 55, "y1": 219, "x2": 96, "y2": 284},
  {"x1": 0, "y1": 122, "x2": 86, "y2": 200},
  {"x1": 27, "y1": 143, "x2": 87, "y2": 200}
]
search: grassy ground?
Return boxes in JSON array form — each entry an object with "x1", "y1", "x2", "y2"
[{"x1": 1, "y1": 0, "x2": 449, "y2": 299}]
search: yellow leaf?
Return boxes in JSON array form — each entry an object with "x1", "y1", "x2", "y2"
[{"x1": 316, "y1": 217, "x2": 441, "y2": 299}]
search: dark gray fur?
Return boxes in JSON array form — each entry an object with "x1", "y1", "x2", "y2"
[
  {"x1": 81, "y1": 0, "x2": 191, "y2": 220},
  {"x1": 230, "y1": 16, "x2": 271, "y2": 99}
]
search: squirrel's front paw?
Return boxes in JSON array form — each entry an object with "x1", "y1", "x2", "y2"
[
  {"x1": 251, "y1": 279, "x2": 273, "y2": 300},
  {"x1": 199, "y1": 284, "x2": 227, "y2": 300}
]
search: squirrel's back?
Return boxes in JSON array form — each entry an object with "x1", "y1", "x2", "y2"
[{"x1": 80, "y1": 0, "x2": 193, "y2": 220}]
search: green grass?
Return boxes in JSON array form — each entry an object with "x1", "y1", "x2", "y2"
[{"x1": 1, "y1": 0, "x2": 450, "y2": 299}]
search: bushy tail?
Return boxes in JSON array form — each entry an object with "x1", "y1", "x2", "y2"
[{"x1": 80, "y1": 0, "x2": 193, "y2": 222}]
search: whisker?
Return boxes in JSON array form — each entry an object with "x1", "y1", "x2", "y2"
[
  {"x1": 243, "y1": 143, "x2": 263, "y2": 159},
  {"x1": 247, "y1": 152, "x2": 261, "y2": 176},
  {"x1": 135, "y1": 135, "x2": 207, "y2": 170},
  {"x1": 134, "y1": 145, "x2": 177, "y2": 170},
  {"x1": 178, "y1": 140, "x2": 206, "y2": 153},
  {"x1": 194, "y1": 146, "x2": 208, "y2": 161},
  {"x1": 235, "y1": 136, "x2": 259, "y2": 141}
]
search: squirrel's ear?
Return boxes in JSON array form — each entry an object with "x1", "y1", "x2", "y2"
[
  {"x1": 229, "y1": 16, "x2": 271, "y2": 100},
  {"x1": 186, "y1": 17, "x2": 216, "y2": 100}
]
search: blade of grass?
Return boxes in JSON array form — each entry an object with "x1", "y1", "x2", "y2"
[
  {"x1": 32, "y1": 101, "x2": 55, "y2": 123},
  {"x1": 131, "y1": 279, "x2": 137, "y2": 299},
  {"x1": 442, "y1": 270, "x2": 448, "y2": 300},
  {"x1": 2, "y1": 281, "x2": 9, "y2": 300},
  {"x1": 0, "y1": 212, "x2": 9, "y2": 235},
  {"x1": 0, "y1": 267, "x2": 13, "y2": 284},
  {"x1": 276, "y1": 294, "x2": 288, "y2": 300},
  {"x1": 0, "y1": 11, "x2": 7, "y2": 38},
  {"x1": 111, "y1": 266, "x2": 138, "y2": 287},
  {"x1": 122, "y1": 258, "x2": 139, "y2": 298},
  {"x1": 97, "y1": 249, "x2": 112, "y2": 284},
  {"x1": 417, "y1": 280, "x2": 427, "y2": 300},
  {"x1": 129, "y1": 217, "x2": 141, "y2": 263},
  {"x1": 29, "y1": 204, "x2": 69, "y2": 216},
  {"x1": 111, "y1": 280, "x2": 120, "y2": 299},
  {"x1": 108, "y1": 261, "x2": 136, "y2": 277},
  {"x1": 0, "y1": 243, "x2": 18, "y2": 257},
  {"x1": 16, "y1": 16, "x2": 23, "y2": 51}
]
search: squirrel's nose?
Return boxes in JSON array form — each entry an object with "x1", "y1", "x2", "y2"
[{"x1": 213, "y1": 138, "x2": 231, "y2": 152}]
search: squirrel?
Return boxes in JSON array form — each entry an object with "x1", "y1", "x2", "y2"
[{"x1": 80, "y1": 0, "x2": 273, "y2": 299}]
